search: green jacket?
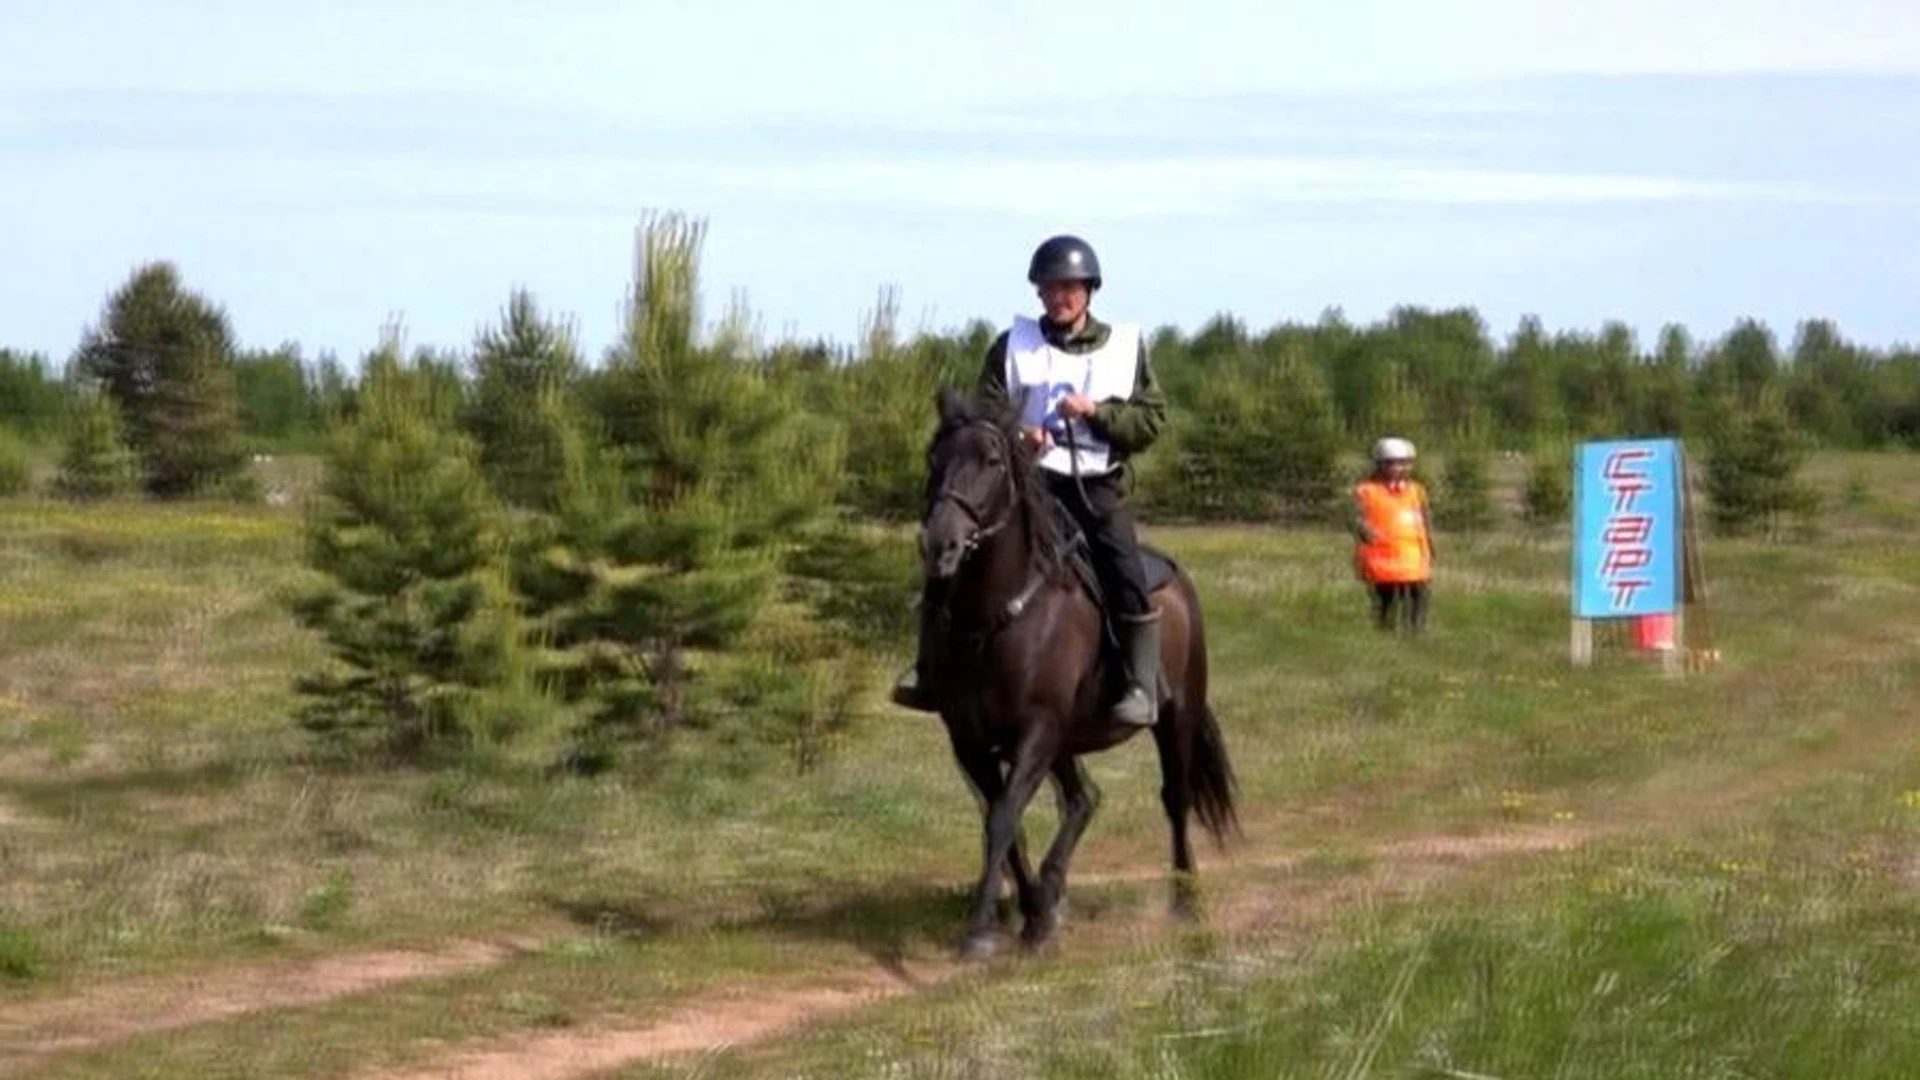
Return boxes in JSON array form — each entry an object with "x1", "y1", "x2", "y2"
[{"x1": 975, "y1": 314, "x2": 1168, "y2": 491}]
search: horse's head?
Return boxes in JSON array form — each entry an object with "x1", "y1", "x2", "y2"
[{"x1": 920, "y1": 385, "x2": 1028, "y2": 580}]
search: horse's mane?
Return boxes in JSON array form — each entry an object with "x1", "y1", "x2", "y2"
[{"x1": 931, "y1": 387, "x2": 1082, "y2": 585}]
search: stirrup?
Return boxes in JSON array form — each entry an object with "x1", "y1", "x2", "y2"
[
  {"x1": 1112, "y1": 685, "x2": 1157, "y2": 727},
  {"x1": 890, "y1": 668, "x2": 939, "y2": 712}
]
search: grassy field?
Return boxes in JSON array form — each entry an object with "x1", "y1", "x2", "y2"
[{"x1": 2, "y1": 450, "x2": 1918, "y2": 1078}]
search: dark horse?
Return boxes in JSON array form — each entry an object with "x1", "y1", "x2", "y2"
[{"x1": 916, "y1": 385, "x2": 1240, "y2": 959}]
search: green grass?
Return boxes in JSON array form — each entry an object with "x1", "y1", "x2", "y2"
[
  {"x1": 2, "y1": 451, "x2": 1918, "y2": 1077},
  {"x1": 726, "y1": 849, "x2": 1920, "y2": 1080},
  {"x1": 617, "y1": 754, "x2": 1920, "y2": 1079}
]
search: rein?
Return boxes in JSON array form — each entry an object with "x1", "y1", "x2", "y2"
[
  {"x1": 928, "y1": 418, "x2": 1052, "y2": 648},
  {"x1": 1061, "y1": 411, "x2": 1097, "y2": 516}
]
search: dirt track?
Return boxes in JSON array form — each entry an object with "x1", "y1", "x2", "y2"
[{"x1": 0, "y1": 820, "x2": 1598, "y2": 1079}]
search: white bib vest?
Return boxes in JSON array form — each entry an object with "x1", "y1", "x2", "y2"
[{"x1": 1005, "y1": 315, "x2": 1141, "y2": 478}]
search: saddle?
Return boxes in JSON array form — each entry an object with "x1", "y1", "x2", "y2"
[{"x1": 1050, "y1": 505, "x2": 1181, "y2": 648}]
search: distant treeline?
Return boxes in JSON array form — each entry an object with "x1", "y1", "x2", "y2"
[
  {"x1": 3, "y1": 220, "x2": 1916, "y2": 526},
  {"x1": 6, "y1": 211, "x2": 1887, "y2": 766}
]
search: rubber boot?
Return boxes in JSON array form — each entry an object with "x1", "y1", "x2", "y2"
[{"x1": 1111, "y1": 610, "x2": 1162, "y2": 727}]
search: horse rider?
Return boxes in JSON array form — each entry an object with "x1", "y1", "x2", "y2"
[
  {"x1": 891, "y1": 233, "x2": 1170, "y2": 726},
  {"x1": 1351, "y1": 435, "x2": 1434, "y2": 633}
]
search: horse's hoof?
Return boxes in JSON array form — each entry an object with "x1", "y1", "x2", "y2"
[
  {"x1": 1019, "y1": 924, "x2": 1060, "y2": 956},
  {"x1": 1019, "y1": 896, "x2": 1071, "y2": 953},
  {"x1": 1170, "y1": 881, "x2": 1200, "y2": 923},
  {"x1": 959, "y1": 930, "x2": 1003, "y2": 962}
]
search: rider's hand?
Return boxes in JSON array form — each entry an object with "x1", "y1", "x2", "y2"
[
  {"x1": 1022, "y1": 426, "x2": 1052, "y2": 451},
  {"x1": 1054, "y1": 393, "x2": 1096, "y2": 419}
]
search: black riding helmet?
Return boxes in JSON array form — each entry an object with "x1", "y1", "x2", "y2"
[{"x1": 1027, "y1": 234, "x2": 1102, "y2": 290}]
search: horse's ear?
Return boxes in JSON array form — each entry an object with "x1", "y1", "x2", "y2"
[{"x1": 934, "y1": 384, "x2": 971, "y2": 425}]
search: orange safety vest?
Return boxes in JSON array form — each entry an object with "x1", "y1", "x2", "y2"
[{"x1": 1354, "y1": 479, "x2": 1431, "y2": 584}]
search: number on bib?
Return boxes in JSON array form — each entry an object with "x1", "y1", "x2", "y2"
[{"x1": 1041, "y1": 380, "x2": 1078, "y2": 434}]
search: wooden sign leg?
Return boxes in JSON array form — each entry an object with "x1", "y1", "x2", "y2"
[
  {"x1": 1571, "y1": 617, "x2": 1594, "y2": 667},
  {"x1": 1663, "y1": 606, "x2": 1685, "y2": 678}
]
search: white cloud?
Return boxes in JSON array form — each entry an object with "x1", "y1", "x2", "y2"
[
  {"x1": 8, "y1": 0, "x2": 1918, "y2": 122},
  {"x1": 21, "y1": 133, "x2": 1903, "y2": 231},
  {"x1": 721, "y1": 156, "x2": 1887, "y2": 219}
]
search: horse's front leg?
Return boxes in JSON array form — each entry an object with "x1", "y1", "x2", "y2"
[
  {"x1": 1023, "y1": 755, "x2": 1102, "y2": 951},
  {"x1": 960, "y1": 730, "x2": 1054, "y2": 960},
  {"x1": 950, "y1": 744, "x2": 1043, "y2": 928}
]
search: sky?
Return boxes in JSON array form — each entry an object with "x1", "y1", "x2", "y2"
[{"x1": 4, "y1": 0, "x2": 1919, "y2": 368}]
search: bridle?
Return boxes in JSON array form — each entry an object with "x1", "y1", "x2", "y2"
[
  {"x1": 925, "y1": 418, "x2": 1052, "y2": 642},
  {"x1": 928, "y1": 420, "x2": 1021, "y2": 561}
]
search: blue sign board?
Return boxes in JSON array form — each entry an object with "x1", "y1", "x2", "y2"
[{"x1": 1572, "y1": 438, "x2": 1682, "y2": 619}]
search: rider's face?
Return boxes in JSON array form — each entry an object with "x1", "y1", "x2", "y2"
[{"x1": 1037, "y1": 280, "x2": 1091, "y2": 327}]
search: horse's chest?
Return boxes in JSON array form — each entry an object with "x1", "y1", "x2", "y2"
[{"x1": 942, "y1": 682, "x2": 1026, "y2": 734}]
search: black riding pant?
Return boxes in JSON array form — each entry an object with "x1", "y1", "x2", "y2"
[{"x1": 1043, "y1": 470, "x2": 1150, "y2": 619}]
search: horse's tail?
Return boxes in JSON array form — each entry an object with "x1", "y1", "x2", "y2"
[
  {"x1": 1168, "y1": 566, "x2": 1239, "y2": 847},
  {"x1": 1188, "y1": 700, "x2": 1240, "y2": 846}
]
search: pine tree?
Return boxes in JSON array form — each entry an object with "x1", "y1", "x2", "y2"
[
  {"x1": 71, "y1": 262, "x2": 247, "y2": 498},
  {"x1": 1703, "y1": 387, "x2": 1817, "y2": 538},
  {"x1": 1255, "y1": 342, "x2": 1345, "y2": 523},
  {"x1": 707, "y1": 286, "x2": 764, "y2": 364},
  {"x1": 1634, "y1": 324, "x2": 1693, "y2": 437},
  {"x1": 512, "y1": 212, "x2": 843, "y2": 771},
  {"x1": 1371, "y1": 358, "x2": 1430, "y2": 451},
  {"x1": 1437, "y1": 442, "x2": 1496, "y2": 534},
  {"x1": 1785, "y1": 318, "x2": 1868, "y2": 447},
  {"x1": 287, "y1": 330, "x2": 516, "y2": 761},
  {"x1": 0, "y1": 427, "x2": 31, "y2": 497},
  {"x1": 463, "y1": 289, "x2": 586, "y2": 512},
  {"x1": 1522, "y1": 442, "x2": 1572, "y2": 529},
  {"x1": 147, "y1": 340, "x2": 252, "y2": 499},
  {"x1": 233, "y1": 344, "x2": 323, "y2": 449},
  {"x1": 1718, "y1": 318, "x2": 1782, "y2": 411},
  {"x1": 1382, "y1": 306, "x2": 1495, "y2": 443},
  {"x1": 1169, "y1": 337, "x2": 1342, "y2": 522},
  {"x1": 1554, "y1": 331, "x2": 1627, "y2": 440},
  {"x1": 781, "y1": 512, "x2": 922, "y2": 656},
  {"x1": 1491, "y1": 316, "x2": 1569, "y2": 448},
  {"x1": 50, "y1": 383, "x2": 139, "y2": 500},
  {"x1": 0, "y1": 348, "x2": 66, "y2": 440},
  {"x1": 834, "y1": 285, "x2": 948, "y2": 522}
]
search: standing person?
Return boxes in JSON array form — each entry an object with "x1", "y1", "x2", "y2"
[
  {"x1": 891, "y1": 233, "x2": 1170, "y2": 726},
  {"x1": 1352, "y1": 436, "x2": 1434, "y2": 633}
]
